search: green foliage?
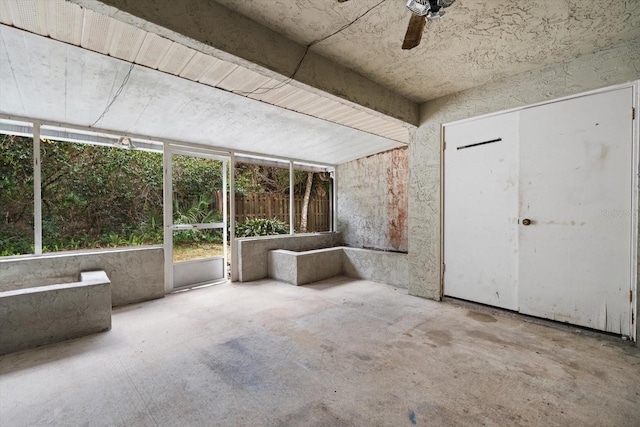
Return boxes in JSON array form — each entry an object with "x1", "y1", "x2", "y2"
[
  {"x1": 0, "y1": 136, "x2": 225, "y2": 255},
  {"x1": 235, "y1": 218, "x2": 289, "y2": 237},
  {"x1": 1, "y1": 134, "x2": 329, "y2": 256},
  {"x1": 36, "y1": 138, "x2": 165, "y2": 252},
  {"x1": 0, "y1": 135, "x2": 34, "y2": 255},
  {"x1": 172, "y1": 195, "x2": 223, "y2": 245},
  {"x1": 174, "y1": 194, "x2": 221, "y2": 225}
]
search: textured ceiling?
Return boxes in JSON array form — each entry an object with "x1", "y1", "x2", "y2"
[{"x1": 214, "y1": 0, "x2": 640, "y2": 103}]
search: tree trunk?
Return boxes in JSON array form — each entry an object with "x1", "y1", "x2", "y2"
[{"x1": 300, "y1": 172, "x2": 313, "y2": 233}]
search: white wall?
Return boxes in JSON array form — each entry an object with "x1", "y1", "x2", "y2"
[{"x1": 408, "y1": 36, "x2": 640, "y2": 300}]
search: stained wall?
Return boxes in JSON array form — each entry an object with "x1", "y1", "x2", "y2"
[{"x1": 337, "y1": 147, "x2": 408, "y2": 252}]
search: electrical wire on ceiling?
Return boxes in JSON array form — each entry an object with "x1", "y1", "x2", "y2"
[
  {"x1": 90, "y1": 61, "x2": 135, "y2": 127},
  {"x1": 87, "y1": 0, "x2": 387, "y2": 124},
  {"x1": 231, "y1": 0, "x2": 388, "y2": 97}
]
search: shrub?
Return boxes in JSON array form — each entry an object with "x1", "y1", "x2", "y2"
[{"x1": 235, "y1": 218, "x2": 289, "y2": 237}]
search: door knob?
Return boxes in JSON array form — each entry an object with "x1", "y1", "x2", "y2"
[{"x1": 522, "y1": 219, "x2": 532, "y2": 226}]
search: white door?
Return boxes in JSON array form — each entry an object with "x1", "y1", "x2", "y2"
[
  {"x1": 444, "y1": 86, "x2": 635, "y2": 337},
  {"x1": 444, "y1": 112, "x2": 520, "y2": 310},
  {"x1": 164, "y1": 147, "x2": 229, "y2": 290},
  {"x1": 518, "y1": 88, "x2": 634, "y2": 336}
]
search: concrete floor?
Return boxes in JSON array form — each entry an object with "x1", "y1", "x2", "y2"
[{"x1": 1, "y1": 277, "x2": 639, "y2": 427}]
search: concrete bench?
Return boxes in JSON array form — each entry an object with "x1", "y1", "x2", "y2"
[
  {"x1": 268, "y1": 247, "x2": 344, "y2": 286},
  {"x1": 268, "y1": 246, "x2": 408, "y2": 288},
  {"x1": 0, "y1": 270, "x2": 112, "y2": 355}
]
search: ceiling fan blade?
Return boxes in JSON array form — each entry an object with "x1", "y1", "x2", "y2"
[
  {"x1": 402, "y1": 14, "x2": 426, "y2": 50},
  {"x1": 337, "y1": 0, "x2": 350, "y2": 2}
]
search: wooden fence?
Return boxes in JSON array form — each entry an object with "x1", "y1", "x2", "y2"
[{"x1": 234, "y1": 193, "x2": 331, "y2": 232}]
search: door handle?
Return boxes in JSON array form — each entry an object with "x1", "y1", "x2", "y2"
[{"x1": 522, "y1": 219, "x2": 532, "y2": 226}]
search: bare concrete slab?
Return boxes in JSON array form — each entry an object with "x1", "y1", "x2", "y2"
[{"x1": 0, "y1": 277, "x2": 638, "y2": 426}]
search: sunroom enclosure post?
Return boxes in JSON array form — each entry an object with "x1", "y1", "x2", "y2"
[
  {"x1": 289, "y1": 161, "x2": 294, "y2": 235},
  {"x1": 33, "y1": 122, "x2": 42, "y2": 255},
  {"x1": 230, "y1": 155, "x2": 238, "y2": 282},
  {"x1": 163, "y1": 143, "x2": 173, "y2": 293}
]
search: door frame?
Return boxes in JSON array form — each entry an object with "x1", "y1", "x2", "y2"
[
  {"x1": 441, "y1": 81, "x2": 640, "y2": 342},
  {"x1": 163, "y1": 143, "x2": 232, "y2": 292}
]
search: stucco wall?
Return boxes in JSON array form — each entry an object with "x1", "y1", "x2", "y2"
[
  {"x1": 408, "y1": 36, "x2": 640, "y2": 301},
  {"x1": 337, "y1": 147, "x2": 408, "y2": 252}
]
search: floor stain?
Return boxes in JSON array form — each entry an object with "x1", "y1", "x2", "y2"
[
  {"x1": 467, "y1": 330, "x2": 507, "y2": 345},
  {"x1": 423, "y1": 330, "x2": 453, "y2": 347},
  {"x1": 467, "y1": 311, "x2": 498, "y2": 323},
  {"x1": 202, "y1": 337, "x2": 266, "y2": 391},
  {"x1": 354, "y1": 353, "x2": 372, "y2": 361},
  {"x1": 276, "y1": 402, "x2": 345, "y2": 426}
]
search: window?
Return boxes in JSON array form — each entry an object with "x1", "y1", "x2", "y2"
[
  {"x1": 293, "y1": 168, "x2": 332, "y2": 233},
  {"x1": 234, "y1": 161, "x2": 291, "y2": 236},
  {"x1": 0, "y1": 133, "x2": 34, "y2": 255},
  {"x1": 1, "y1": 120, "x2": 336, "y2": 258},
  {"x1": 0, "y1": 120, "x2": 165, "y2": 257},
  {"x1": 40, "y1": 137, "x2": 163, "y2": 252},
  {"x1": 233, "y1": 158, "x2": 333, "y2": 236}
]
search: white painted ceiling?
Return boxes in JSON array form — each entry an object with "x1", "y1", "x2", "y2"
[
  {"x1": 214, "y1": 0, "x2": 640, "y2": 103},
  {"x1": 0, "y1": 0, "x2": 412, "y2": 165},
  {"x1": 0, "y1": 24, "x2": 400, "y2": 164}
]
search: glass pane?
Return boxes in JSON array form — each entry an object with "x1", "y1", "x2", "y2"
[
  {"x1": 293, "y1": 170, "x2": 332, "y2": 233},
  {"x1": 0, "y1": 134, "x2": 34, "y2": 255},
  {"x1": 41, "y1": 139, "x2": 163, "y2": 252},
  {"x1": 173, "y1": 228, "x2": 224, "y2": 262},
  {"x1": 172, "y1": 154, "x2": 223, "y2": 224},
  {"x1": 234, "y1": 162, "x2": 291, "y2": 237}
]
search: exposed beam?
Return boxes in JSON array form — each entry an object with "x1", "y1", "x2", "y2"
[{"x1": 68, "y1": 0, "x2": 419, "y2": 126}]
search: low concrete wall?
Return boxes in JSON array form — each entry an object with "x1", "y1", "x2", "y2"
[
  {"x1": 342, "y1": 247, "x2": 408, "y2": 289},
  {"x1": 0, "y1": 246, "x2": 164, "y2": 306},
  {"x1": 237, "y1": 232, "x2": 342, "y2": 282},
  {"x1": 0, "y1": 270, "x2": 112, "y2": 355},
  {"x1": 267, "y1": 246, "x2": 409, "y2": 288}
]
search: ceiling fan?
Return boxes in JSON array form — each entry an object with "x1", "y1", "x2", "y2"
[{"x1": 337, "y1": 0, "x2": 456, "y2": 50}]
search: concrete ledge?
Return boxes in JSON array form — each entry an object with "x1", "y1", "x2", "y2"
[
  {"x1": 267, "y1": 246, "x2": 408, "y2": 288},
  {"x1": 268, "y1": 248, "x2": 344, "y2": 286},
  {"x1": 0, "y1": 270, "x2": 112, "y2": 355},
  {"x1": 0, "y1": 246, "x2": 164, "y2": 307},
  {"x1": 237, "y1": 233, "x2": 342, "y2": 282}
]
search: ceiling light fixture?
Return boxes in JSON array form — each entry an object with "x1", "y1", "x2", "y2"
[
  {"x1": 405, "y1": 0, "x2": 431, "y2": 16},
  {"x1": 406, "y1": 0, "x2": 447, "y2": 20},
  {"x1": 117, "y1": 136, "x2": 132, "y2": 149}
]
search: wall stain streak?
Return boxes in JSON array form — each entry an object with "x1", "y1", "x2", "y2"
[
  {"x1": 387, "y1": 149, "x2": 408, "y2": 250},
  {"x1": 338, "y1": 147, "x2": 408, "y2": 252}
]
